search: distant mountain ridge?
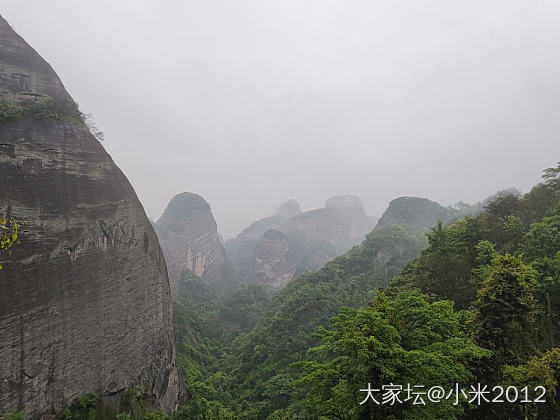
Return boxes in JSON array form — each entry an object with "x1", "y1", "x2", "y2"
[
  {"x1": 227, "y1": 195, "x2": 378, "y2": 287},
  {"x1": 158, "y1": 191, "x2": 508, "y2": 293},
  {"x1": 224, "y1": 200, "x2": 302, "y2": 276},
  {"x1": 375, "y1": 196, "x2": 460, "y2": 233},
  {"x1": 188, "y1": 192, "x2": 473, "y2": 418}
]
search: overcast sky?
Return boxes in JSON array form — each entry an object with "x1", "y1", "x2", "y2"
[{"x1": 1, "y1": 1, "x2": 559, "y2": 238}]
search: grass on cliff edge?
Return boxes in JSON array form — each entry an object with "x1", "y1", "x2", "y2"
[{"x1": 0, "y1": 97, "x2": 104, "y2": 141}]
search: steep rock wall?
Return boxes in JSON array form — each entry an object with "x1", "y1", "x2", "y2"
[
  {"x1": 155, "y1": 193, "x2": 225, "y2": 298},
  {"x1": 0, "y1": 15, "x2": 183, "y2": 417}
]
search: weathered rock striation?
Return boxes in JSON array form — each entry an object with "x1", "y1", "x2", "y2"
[
  {"x1": 0, "y1": 15, "x2": 183, "y2": 417},
  {"x1": 155, "y1": 193, "x2": 226, "y2": 298}
]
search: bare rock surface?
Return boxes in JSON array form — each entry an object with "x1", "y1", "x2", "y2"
[
  {"x1": 155, "y1": 193, "x2": 225, "y2": 298},
  {"x1": 0, "y1": 15, "x2": 183, "y2": 417}
]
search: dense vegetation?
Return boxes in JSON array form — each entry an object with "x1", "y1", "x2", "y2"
[
  {"x1": 0, "y1": 97, "x2": 82, "y2": 123},
  {"x1": 167, "y1": 208, "x2": 435, "y2": 418},
  {"x1": 168, "y1": 162, "x2": 560, "y2": 419},
  {"x1": 5, "y1": 164, "x2": 558, "y2": 419}
]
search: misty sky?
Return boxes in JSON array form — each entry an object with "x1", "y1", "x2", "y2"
[{"x1": 1, "y1": 0, "x2": 559, "y2": 238}]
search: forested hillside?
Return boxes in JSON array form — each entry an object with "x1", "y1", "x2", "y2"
[
  {"x1": 3, "y1": 3, "x2": 558, "y2": 419},
  {"x1": 170, "y1": 163, "x2": 560, "y2": 419},
  {"x1": 171, "y1": 214, "x2": 428, "y2": 418},
  {"x1": 6, "y1": 163, "x2": 557, "y2": 419}
]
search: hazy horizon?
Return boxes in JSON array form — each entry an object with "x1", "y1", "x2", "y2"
[{"x1": 1, "y1": 0, "x2": 558, "y2": 238}]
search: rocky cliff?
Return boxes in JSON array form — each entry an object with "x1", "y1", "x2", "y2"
[
  {"x1": 224, "y1": 200, "x2": 301, "y2": 283},
  {"x1": 156, "y1": 193, "x2": 226, "y2": 298},
  {"x1": 0, "y1": 15, "x2": 183, "y2": 417},
  {"x1": 362, "y1": 197, "x2": 458, "y2": 280},
  {"x1": 249, "y1": 195, "x2": 377, "y2": 287}
]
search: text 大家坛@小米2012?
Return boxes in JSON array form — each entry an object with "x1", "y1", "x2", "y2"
[{"x1": 359, "y1": 383, "x2": 546, "y2": 406}]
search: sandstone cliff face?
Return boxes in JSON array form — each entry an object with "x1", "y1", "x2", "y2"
[
  {"x1": 156, "y1": 193, "x2": 225, "y2": 298},
  {"x1": 250, "y1": 196, "x2": 377, "y2": 287},
  {"x1": 252, "y1": 229, "x2": 298, "y2": 287},
  {"x1": 0, "y1": 15, "x2": 183, "y2": 417},
  {"x1": 224, "y1": 200, "x2": 301, "y2": 283}
]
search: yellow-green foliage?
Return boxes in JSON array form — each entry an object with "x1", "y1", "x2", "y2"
[
  {"x1": 0, "y1": 216, "x2": 21, "y2": 270},
  {"x1": 503, "y1": 348, "x2": 560, "y2": 419}
]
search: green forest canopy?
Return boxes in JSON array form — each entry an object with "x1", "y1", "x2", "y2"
[
  {"x1": 164, "y1": 162, "x2": 560, "y2": 419},
  {"x1": 7, "y1": 162, "x2": 558, "y2": 419}
]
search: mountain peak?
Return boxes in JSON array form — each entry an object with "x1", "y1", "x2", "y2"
[
  {"x1": 376, "y1": 196, "x2": 458, "y2": 233},
  {"x1": 275, "y1": 199, "x2": 301, "y2": 219},
  {"x1": 325, "y1": 195, "x2": 366, "y2": 216},
  {"x1": 155, "y1": 192, "x2": 225, "y2": 298},
  {"x1": 159, "y1": 192, "x2": 211, "y2": 222}
]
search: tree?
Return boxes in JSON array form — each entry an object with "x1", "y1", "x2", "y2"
[
  {"x1": 502, "y1": 348, "x2": 560, "y2": 419},
  {"x1": 294, "y1": 291, "x2": 490, "y2": 419},
  {"x1": 522, "y1": 215, "x2": 560, "y2": 261},
  {"x1": 543, "y1": 161, "x2": 560, "y2": 193},
  {"x1": 472, "y1": 254, "x2": 537, "y2": 367},
  {"x1": 391, "y1": 217, "x2": 482, "y2": 309}
]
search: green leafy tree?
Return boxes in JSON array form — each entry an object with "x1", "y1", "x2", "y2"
[
  {"x1": 390, "y1": 218, "x2": 482, "y2": 309},
  {"x1": 68, "y1": 392, "x2": 99, "y2": 420},
  {"x1": 471, "y1": 240, "x2": 497, "y2": 286},
  {"x1": 294, "y1": 291, "x2": 490, "y2": 419},
  {"x1": 522, "y1": 215, "x2": 560, "y2": 261},
  {"x1": 472, "y1": 254, "x2": 537, "y2": 368},
  {"x1": 502, "y1": 348, "x2": 560, "y2": 419}
]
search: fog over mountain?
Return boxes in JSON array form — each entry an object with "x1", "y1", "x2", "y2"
[{"x1": 1, "y1": 0, "x2": 558, "y2": 238}]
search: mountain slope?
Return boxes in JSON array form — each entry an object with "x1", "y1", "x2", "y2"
[{"x1": 173, "y1": 195, "x2": 450, "y2": 418}]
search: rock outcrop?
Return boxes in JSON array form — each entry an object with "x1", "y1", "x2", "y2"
[
  {"x1": 156, "y1": 193, "x2": 226, "y2": 298},
  {"x1": 224, "y1": 200, "x2": 301, "y2": 282},
  {"x1": 375, "y1": 196, "x2": 459, "y2": 233},
  {"x1": 0, "y1": 15, "x2": 183, "y2": 417},
  {"x1": 246, "y1": 195, "x2": 377, "y2": 287},
  {"x1": 355, "y1": 196, "x2": 464, "y2": 283},
  {"x1": 252, "y1": 229, "x2": 297, "y2": 287}
]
